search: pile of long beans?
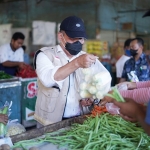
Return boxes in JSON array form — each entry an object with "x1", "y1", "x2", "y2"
[{"x1": 13, "y1": 113, "x2": 150, "y2": 150}]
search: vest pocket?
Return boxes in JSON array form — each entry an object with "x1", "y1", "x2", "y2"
[{"x1": 40, "y1": 88, "x2": 59, "y2": 113}]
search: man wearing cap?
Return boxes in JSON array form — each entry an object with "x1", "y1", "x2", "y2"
[{"x1": 33, "y1": 16, "x2": 111, "y2": 127}]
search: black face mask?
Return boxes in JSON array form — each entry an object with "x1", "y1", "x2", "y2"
[
  {"x1": 130, "y1": 49, "x2": 138, "y2": 57},
  {"x1": 65, "y1": 41, "x2": 82, "y2": 55}
]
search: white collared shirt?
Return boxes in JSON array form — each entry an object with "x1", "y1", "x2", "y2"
[
  {"x1": 0, "y1": 43, "x2": 24, "y2": 63},
  {"x1": 116, "y1": 55, "x2": 130, "y2": 78},
  {"x1": 36, "y1": 45, "x2": 109, "y2": 118}
]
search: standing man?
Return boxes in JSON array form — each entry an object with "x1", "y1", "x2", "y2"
[
  {"x1": 34, "y1": 16, "x2": 111, "y2": 127},
  {"x1": 0, "y1": 32, "x2": 26, "y2": 76},
  {"x1": 116, "y1": 39, "x2": 131, "y2": 83},
  {"x1": 120, "y1": 37, "x2": 150, "y2": 82}
]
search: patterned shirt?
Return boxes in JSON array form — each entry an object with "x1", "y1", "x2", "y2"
[{"x1": 122, "y1": 53, "x2": 150, "y2": 81}]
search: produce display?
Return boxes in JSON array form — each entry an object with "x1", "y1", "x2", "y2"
[
  {"x1": 16, "y1": 65, "x2": 37, "y2": 78},
  {"x1": 6, "y1": 122, "x2": 26, "y2": 136},
  {"x1": 110, "y1": 42, "x2": 124, "y2": 60},
  {"x1": 83, "y1": 40, "x2": 108, "y2": 58},
  {"x1": 0, "y1": 71, "x2": 12, "y2": 79},
  {"x1": 12, "y1": 113, "x2": 150, "y2": 150},
  {"x1": 0, "y1": 144, "x2": 11, "y2": 150},
  {"x1": 80, "y1": 68, "x2": 111, "y2": 100},
  {"x1": 0, "y1": 144, "x2": 38, "y2": 150},
  {"x1": 91, "y1": 105, "x2": 108, "y2": 116}
]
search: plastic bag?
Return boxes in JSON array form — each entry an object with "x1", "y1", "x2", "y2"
[
  {"x1": 127, "y1": 71, "x2": 139, "y2": 82},
  {"x1": 105, "y1": 103, "x2": 120, "y2": 115},
  {"x1": 117, "y1": 84, "x2": 128, "y2": 91},
  {"x1": 0, "y1": 101, "x2": 12, "y2": 138},
  {"x1": 79, "y1": 67, "x2": 112, "y2": 100},
  {"x1": 6, "y1": 119, "x2": 26, "y2": 136}
]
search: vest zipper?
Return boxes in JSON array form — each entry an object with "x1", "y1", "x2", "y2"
[{"x1": 62, "y1": 60, "x2": 70, "y2": 118}]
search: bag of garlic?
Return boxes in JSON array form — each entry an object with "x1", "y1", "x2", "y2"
[
  {"x1": 79, "y1": 67, "x2": 112, "y2": 101},
  {"x1": 6, "y1": 119, "x2": 26, "y2": 136}
]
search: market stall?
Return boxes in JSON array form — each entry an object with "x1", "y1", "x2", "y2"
[
  {"x1": 20, "y1": 77, "x2": 37, "y2": 128},
  {"x1": 0, "y1": 88, "x2": 149, "y2": 149},
  {"x1": 8, "y1": 112, "x2": 150, "y2": 150},
  {"x1": 0, "y1": 72, "x2": 22, "y2": 123},
  {"x1": 0, "y1": 66, "x2": 37, "y2": 127}
]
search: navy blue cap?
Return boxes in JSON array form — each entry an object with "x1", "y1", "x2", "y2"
[
  {"x1": 60, "y1": 16, "x2": 87, "y2": 39},
  {"x1": 143, "y1": 10, "x2": 150, "y2": 18}
]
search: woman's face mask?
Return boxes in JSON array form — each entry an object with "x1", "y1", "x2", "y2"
[
  {"x1": 125, "y1": 49, "x2": 131, "y2": 56},
  {"x1": 62, "y1": 35, "x2": 83, "y2": 55}
]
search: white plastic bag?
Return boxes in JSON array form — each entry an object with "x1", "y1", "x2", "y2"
[
  {"x1": 79, "y1": 68, "x2": 111, "y2": 100},
  {"x1": 6, "y1": 120, "x2": 26, "y2": 136},
  {"x1": 105, "y1": 103, "x2": 120, "y2": 115}
]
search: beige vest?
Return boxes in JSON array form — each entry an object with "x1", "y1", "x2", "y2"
[{"x1": 34, "y1": 46, "x2": 84, "y2": 126}]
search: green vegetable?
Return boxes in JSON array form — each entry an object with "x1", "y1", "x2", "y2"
[
  {"x1": 13, "y1": 114, "x2": 150, "y2": 150},
  {"x1": 0, "y1": 71, "x2": 12, "y2": 79},
  {"x1": 2, "y1": 106, "x2": 8, "y2": 114},
  {"x1": 106, "y1": 86, "x2": 125, "y2": 102},
  {"x1": 0, "y1": 106, "x2": 8, "y2": 137}
]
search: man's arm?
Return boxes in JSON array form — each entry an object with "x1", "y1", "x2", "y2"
[
  {"x1": 2, "y1": 61, "x2": 25, "y2": 69},
  {"x1": 113, "y1": 99, "x2": 150, "y2": 136},
  {"x1": 119, "y1": 78, "x2": 126, "y2": 83},
  {"x1": 54, "y1": 54, "x2": 97, "y2": 81},
  {"x1": 36, "y1": 53, "x2": 97, "y2": 88}
]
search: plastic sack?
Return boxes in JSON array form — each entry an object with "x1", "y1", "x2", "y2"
[
  {"x1": 6, "y1": 119, "x2": 26, "y2": 136},
  {"x1": 127, "y1": 71, "x2": 139, "y2": 82},
  {"x1": 0, "y1": 101, "x2": 12, "y2": 138},
  {"x1": 105, "y1": 103, "x2": 120, "y2": 115},
  {"x1": 79, "y1": 67, "x2": 112, "y2": 100},
  {"x1": 117, "y1": 84, "x2": 128, "y2": 91}
]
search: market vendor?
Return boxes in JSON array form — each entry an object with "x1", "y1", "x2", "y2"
[
  {"x1": 0, "y1": 32, "x2": 26, "y2": 76},
  {"x1": 33, "y1": 16, "x2": 111, "y2": 128}
]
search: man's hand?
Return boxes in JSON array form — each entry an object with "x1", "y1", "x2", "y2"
[
  {"x1": 112, "y1": 98, "x2": 145, "y2": 122},
  {"x1": 75, "y1": 54, "x2": 98, "y2": 68},
  {"x1": 0, "y1": 114, "x2": 8, "y2": 125},
  {"x1": 80, "y1": 98, "x2": 93, "y2": 106},
  {"x1": 117, "y1": 82, "x2": 137, "y2": 90},
  {"x1": 18, "y1": 62, "x2": 26, "y2": 69}
]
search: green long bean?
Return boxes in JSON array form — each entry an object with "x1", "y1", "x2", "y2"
[{"x1": 13, "y1": 113, "x2": 150, "y2": 150}]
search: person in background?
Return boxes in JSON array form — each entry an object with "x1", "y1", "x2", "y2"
[
  {"x1": 111, "y1": 98, "x2": 150, "y2": 135},
  {"x1": 100, "y1": 81, "x2": 150, "y2": 105},
  {"x1": 115, "y1": 39, "x2": 132, "y2": 83},
  {"x1": 101, "y1": 9, "x2": 150, "y2": 137},
  {"x1": 22, "y1": 45, "x2": 30, "y2": 65},
  {"x1": 33, "y1": 16, "x2": 111, "y2": 128},
  {"x1": 120, "y1": 37, "x2": 150, "y2": 82},
  {"x1": 0, "y1": 32, "x2": 26, "y2": 76}
]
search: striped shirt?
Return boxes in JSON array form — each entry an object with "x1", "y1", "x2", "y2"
[{"x1": 120, "y1": 81, "x2": 150, "y2": 104}]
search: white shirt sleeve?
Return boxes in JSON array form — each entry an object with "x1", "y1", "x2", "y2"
[
  {"x1": 36, "y1": 52, "x2": 65, "y2": 88},
  {"x1": 0, "y1": 45, "x2": 8, "y2": 63},
  {"x1": 116, "y1": 61, "x2": 122, "y2": 78}
]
